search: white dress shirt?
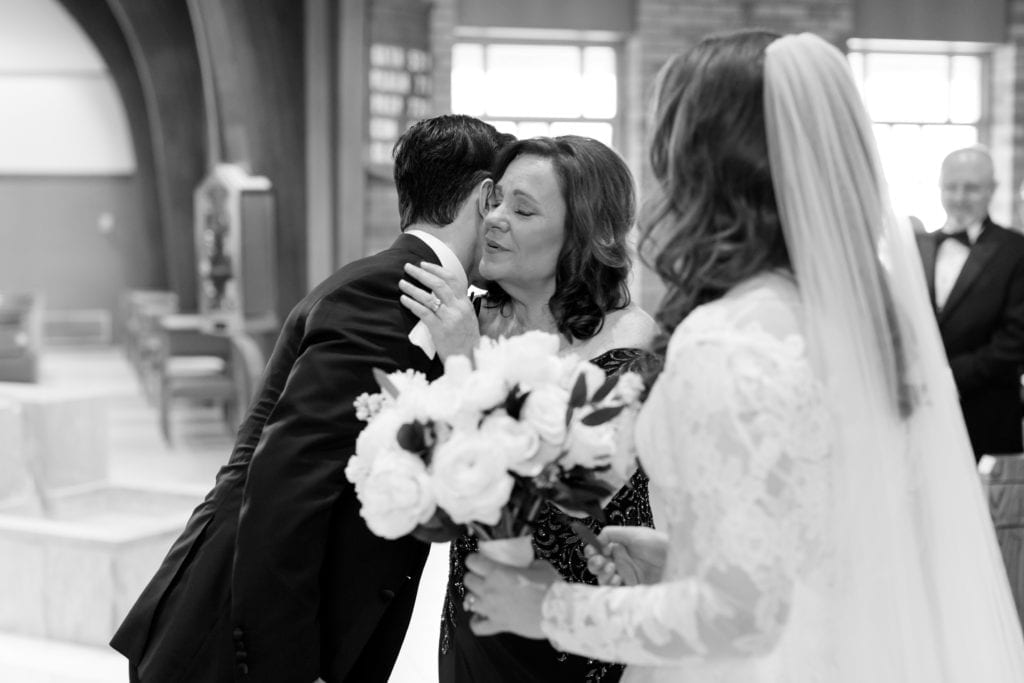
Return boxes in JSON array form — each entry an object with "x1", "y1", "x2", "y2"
[
  {"x1": 404, "y1": 229, "x2": 464, "y2": 359},
  {"x1": 934, "y1": 221, "x2": 984, "y2": 310}
]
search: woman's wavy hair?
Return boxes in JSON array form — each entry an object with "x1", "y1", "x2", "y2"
[
  {"x1": 640, "y1": 29, "x2": 789, "y2": 346},
  {"x1": 484, "y1": 136, "x2": 634, "y2": 340}
]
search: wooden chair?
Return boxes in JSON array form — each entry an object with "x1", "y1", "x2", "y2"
[
  {"x1": 122, "y1": 290, "x2": 178, "y2": 390},
  {"x1": 155, "y1": 314, "x2": 266, "y2": 444},
  {"x1": 0, "y1": 292, "x2": 42, "y2": 383}
]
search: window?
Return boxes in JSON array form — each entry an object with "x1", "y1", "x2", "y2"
[
  {"x1": 451, "y1": 36, "x2": 620, "y2": 149},
  {"x1": 847, "y1": 41, "x2": 989, "y2": 231}
]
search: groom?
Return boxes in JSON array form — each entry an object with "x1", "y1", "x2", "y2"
[{"x1": 111, "y1": 115, "x2": 511, "y2": 682}]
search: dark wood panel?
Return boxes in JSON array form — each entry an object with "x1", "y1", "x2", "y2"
[
  {"x1": 188, "y1": 0, "x2": 307, "y2": 316},
  {"x1": 105, "y1": 0, "x2": 208, "y2": 312},
  {"x1": 855, "y1": 0, "x2": 1007, "y2": 42}
]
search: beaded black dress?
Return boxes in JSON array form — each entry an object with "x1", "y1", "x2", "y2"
[{"x1": 438, "y1": 348, "x2": 655, "y2": 683}]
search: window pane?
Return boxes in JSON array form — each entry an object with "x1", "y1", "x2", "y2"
[
  {"x1": 847, "y1": 52, "x2": 865, "y2": 92},
  {"x1": 874, "y1": 123, "x2": 979, "y2": 230},
  {"x1": 451, "y1": 43, "x2": 486, "y2": 115},
  {"x1": 949, "y1": 56, "x2": 982, "y2": 123},
  {"x1": 582, "y1": 47, "x2": 617, "y2": 119},
  {"x1": 488, "y1": 120, "x2": 519, "y2": 138},
  {"x1": 863, "y1": 53, "x2": 950, "y2": 123},
  {"x1": 484, "y1": 45, "x2": 582, "y2": 118}
]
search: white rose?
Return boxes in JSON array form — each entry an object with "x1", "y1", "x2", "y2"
[
  {"x1": 419, "y1": 373, "x2": 464, "y2": 423},
  {"x1": 480, "y1": 411, "x2": 544, "y2": 476},
  {"x1": 431, "y1": 430, "x2": 514, "y2": 525},
  {"x1": 355, "y1": 407, "x2": 415, "y2": 460},
  {"x1": 502, "y1": 332, "x2": 565, "y2": 390},
  {"x1": 459, "y1": 368, "x2": 509, "y2": 413},
  {"x1": 357, "y1": 450, "x2": 436, "y2": 539},
  {"x1": 344, "y1": 452, "x2": 373, "y2": 491},
  {"x1": 520, "y1": 384, "x2": 569, "y2": 445},
  {"x1": 386, "y1": 369, "x2": 431, "y2": 396}
]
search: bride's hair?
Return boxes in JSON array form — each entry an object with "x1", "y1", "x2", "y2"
[{"x1": 640, "y1": 29, "x2": 789, "y2": 346}]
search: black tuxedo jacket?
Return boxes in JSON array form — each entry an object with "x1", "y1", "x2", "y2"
[
  {"x1": 112, "y1": 233, "x2": 444, "y2": 682},
  {"x1": 916, "y1": 217, "x2": 1024, "y2": 457}
]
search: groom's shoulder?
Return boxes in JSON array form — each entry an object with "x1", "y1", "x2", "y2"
[{"x1": 299, "y1": 245, "x2": 415, "y2": 313}]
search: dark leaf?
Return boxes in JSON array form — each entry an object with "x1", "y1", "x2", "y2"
[
  {"x1": 411, "y1": 509, "x2": 464, "y2": 543},
  {"x1": 569, "y1": 373, "x2": 588, "y2": 409},
  {"x1": 505, "y1": 386, "x2": 529, "y2": 420},
  {"x1": 373, "y1": 367, "x2": 399, "y2": 398},
  {"x1": 591, "y1": 374, "x2": 620, "y2": 404},
  {"x1": 397, "y1": 421, "x2": 426, "y2": 455},
  {"x1": 581, "y1": 405, "x2": 625, "y2": 426},
  {"x1": 548, "y1": 486, "x2": 608, "y2": 522}
]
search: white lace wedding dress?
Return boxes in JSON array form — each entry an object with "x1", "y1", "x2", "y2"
[{"x1": 541, "y1": 271, "x2": 837, "y2": 682}]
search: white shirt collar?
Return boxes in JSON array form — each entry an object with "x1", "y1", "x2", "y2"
[
  {"x1": 404, "y1": 229, "x2": 463, "y2": 275},
  {"x1": 403, "y1": 230, "x2": 465, "y2": 359},
  {"x1": 942, "y1": 219, "x2": 984, "y2": 244}
]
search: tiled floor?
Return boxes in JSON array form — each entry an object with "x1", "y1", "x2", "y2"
[{"x1": 0, "y1": 346, "x2": 447, "y2": 682}]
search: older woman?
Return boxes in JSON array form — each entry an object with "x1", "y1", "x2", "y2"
[{"x1": 400, "y1": 135, "x2": 660, "y2": 682}]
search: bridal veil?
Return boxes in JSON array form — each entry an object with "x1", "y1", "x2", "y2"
[{"x1": 764, "y1": 33, "x2": 1024, "y2": 680}]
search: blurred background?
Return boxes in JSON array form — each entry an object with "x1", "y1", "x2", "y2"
[{"x1": 0, "y1": 0, "x2": 1019, "y2": 680}]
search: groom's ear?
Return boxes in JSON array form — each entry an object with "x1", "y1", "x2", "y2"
[{"x1": 477, "y1": 178, "x2": 493, "y2": 219}]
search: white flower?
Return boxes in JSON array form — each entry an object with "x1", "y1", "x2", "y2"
[
  {"x1": 344, "y1": 451, "x2": 373, "y2": 490},
  {"x1": 417, "y1": 373, "x2": 465, "y2": 423},
  {"x1": 356, "y1": 450, "x2": 436, "y2": 539},
  {"x1": 353, "y1": 391, "x2": 388, "y2": 422},
  {"x1": 386, "y1": 369, "x2": 430, "y2": 396},
  {"x1": 520, "y1": 384, "x2": 569, "y2": 445},
  {"x1": 503, "y1": 332, "x2": 566, "y2": 391},
  {"x1": 431, "y1": 430, "x2": 514, "y2": 525},
  {"x1": 480, "y1": 411, "x2": 547, "y2": 476},
  {"x1": 459, "y1": 368, "x2": 509, "y2": 413},
  {"x1": 474, "y1": 331, "x2": 564, "y2": 392},
  {"x1": 355, "y1": 406, "x2": 415, "y2": 461},
  {"x1": 381, "y1": 370, "x2": 435, "y2": 419}
]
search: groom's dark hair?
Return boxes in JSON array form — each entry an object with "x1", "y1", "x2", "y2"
[{"x1": 393, "y1": 114, "x2": 513, "y2": 230}]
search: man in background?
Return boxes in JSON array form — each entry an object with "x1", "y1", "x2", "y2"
[{"x1": 916, "y1": 145, "x2": 1024, "y2": 459}]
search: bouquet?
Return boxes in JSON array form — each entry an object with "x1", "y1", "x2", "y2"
[{"x1": 344, "y1": 331, "x2": 644, "y2": 559}]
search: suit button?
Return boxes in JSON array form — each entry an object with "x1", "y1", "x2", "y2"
[
  {"x1": 233, "y1": 628, "x2": 243, "y2": 639},
  {"x1": 380, "y1": 588, "x2": 396, "y2": 601},
  {"x1": 236, "y1": 663, "x2": 249, "y2": 675},
  {"x1": 236, "y1": 650, "x2": 248, "y2": 661}
]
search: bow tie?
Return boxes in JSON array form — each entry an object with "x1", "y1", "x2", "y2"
[{"x1": 938, "y1": 230, "x2": 972, "y2": 247}]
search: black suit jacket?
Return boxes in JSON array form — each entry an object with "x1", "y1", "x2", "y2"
[
  {"x1": 916, "y1": 217, "x2": 1024, "y2": 457},
  {"x1": 112, "y1": 233, "x2": 444, "y2": 682}
]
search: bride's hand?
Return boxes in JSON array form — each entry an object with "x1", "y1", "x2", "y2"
[
  {"x1": 463, "y1": 553, "x2": 559, "y2": 639},
  {"x1": 399, "y1": 262, "x2": 481, "y2": 361},
  {"x1": 584, "y1": 526, "x2": 668, "y2": 586}
]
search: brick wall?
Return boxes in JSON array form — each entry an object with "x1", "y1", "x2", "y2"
[
  {"x1": 1007, "y1": 0, "x2": 1024, "y2": 226},
  {"x1": 631, "y1": 0, "x2": 855, "y2": 311}
]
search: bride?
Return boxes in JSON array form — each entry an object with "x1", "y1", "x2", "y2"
[{"x1": 457, "y1": 30, "x2": 1024, "y2": 682}]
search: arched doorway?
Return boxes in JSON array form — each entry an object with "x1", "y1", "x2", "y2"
[{"x1": 0, "y1": 0, "x2": 156, "y2": 344}]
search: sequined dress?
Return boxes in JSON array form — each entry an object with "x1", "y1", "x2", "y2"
[{"x1": 438, "y1": 348, "x2": 655, "y2": 683}]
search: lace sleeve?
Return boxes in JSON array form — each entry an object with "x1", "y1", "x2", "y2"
[{"x1": 540, "y1": 320, "x2": 831, "y2": 665}]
